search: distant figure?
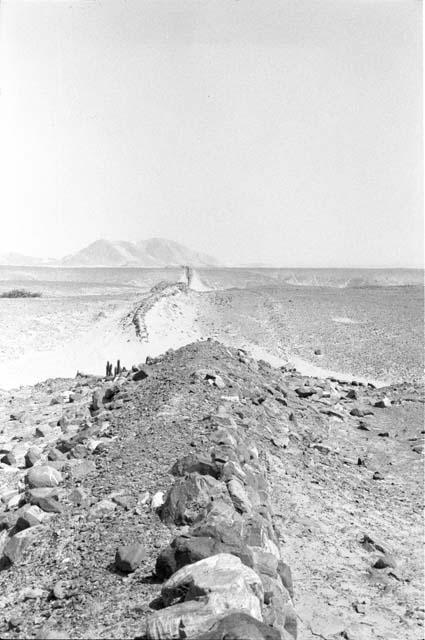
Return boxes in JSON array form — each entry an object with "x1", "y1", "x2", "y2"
[{"x1": 182, "y1": 265, "x2": 194, "y2": 288}]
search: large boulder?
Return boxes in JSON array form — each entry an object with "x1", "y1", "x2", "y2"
[
  {"x1": 26, "y1": 465, "x2": 62, "y2": 489},
  {"x1": 160, "y1": 473, "x2": 232, "y2": 526},
  {"x1": 156, "y1": 531, "x2": 254, "y2": 579},
  {"x1": 161, "y1": 553, "x2": 263, "y2": 615}
]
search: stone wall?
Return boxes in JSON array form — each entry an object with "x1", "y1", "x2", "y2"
[{"x1": 145, "y1": 397, "x2": 297, "y2": 640}]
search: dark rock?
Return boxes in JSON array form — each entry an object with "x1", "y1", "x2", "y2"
[
  {"x1": 350, "y1": 407, "x2": 374, "y2": 417},
  {"x1": 314, "y1": 348, "x2": 322, "y2": 356},
  {"x1": 115, "y1": 543, "x2": 146, "y2": 572},
  {"x1": 1, "y1": 452, "x2": 17, "y2": 466},
  {"x1": 197, "y1": 612, "x2": 282, "y2": 640},
  {"x1": 295, "y1": 387, "x2": 316, "y2": 398},
  {"x1": 155, "y1": 544, "x2": 178, "y2": 579},
  {"x1": 360, "y1": 534, "x2": 386, "y2": 554},
  {"x1": 346, "y1": 389, "x2": 358, "y2": 400},
  {"x1": 156, "y1": 529, "x2": 254, "y2": 580},
  {"x1": 374, "y1": 397, "x2": 391, "y2": 408},
  {"x1": 133, "y1": 366, "x2": 150, "y2": 381},
  {"x1": 357, "y1": 421, "x2": 370, "y2": 431},
  {"x1": 373, "y1": 554, "x2": 397, "y2": 570},
  {"x1": 10, "y1": 411, "x2": 25, "y2": 421},
  {"x1": 171, "y1": 453, "x2": 220, "y2": 479},
  {"x1": 373, "y1": 471, "x2": 384, "y2": 480}
]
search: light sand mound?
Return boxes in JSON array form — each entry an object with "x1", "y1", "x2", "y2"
[{"x1": 0, "y1": 286, "x2": 201, "y2": 390}]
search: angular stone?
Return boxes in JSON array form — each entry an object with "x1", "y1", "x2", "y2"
[
  {"x1": 374, "y1": 397, "x2": 391, "y2": 408},
  {"x1": 373, "y1": 554, "x2": 397, "y2": 569},
  {"x1": 277, "y1": 560, "x2": 294, "y2": 599},
  {"x1": 5, "y1": 492, "x2": 25, "y2": 510},
  {"x1": 133, "y1": 366, "x2": 150, "y2": 381},
  {"x1": 350, "y1": 407, "x2": 374, "y2": 417},
  {"x1": 171, "y1": 453, "x2": 220, "y2": 479},
  {"x1": 160, "y1": 473, "x2": 231, "y2": 526},
  {"x1": 295, "y1": 387, "x2": 315, "y2": 398},
  {"x1": 251, "y1": 548, "x2": 278, "y2": 577},
  {"x1": 3, "y1": 527, "x2": 42, "y2": 564},
  {"x1": 35, "y1": 426, "x2": 53, "y2": 438},
  {"x1": 1, "y1": 452, "x2": 17, "y2": 466},
  {"x1": 115, "y1": 543, "x2": 146, "y2": 572},
  {"x1": 15, "y1": 505, "x2": 47, "y2": 531},
  {"x1": 90, "y1": 389, "x2": 104, "y2": 412},
  {"x1": 220, "y1": 460, "x2": 247, "y2": 484},
  {"x1": 227, "y1": 477, "x2": 252, "y2": 514},
  {"x1": 201, "y1": 499, "x2": 242, "y2": 531},
  {"x1": 47, "y1": 448, "x2": 66, "y2": 461},
  {"x1": 26, "y1": 465, "x2": 62, "y2": 489},
  {"x1": 28, "y1": 487, "x2": 62, "y2": 513},
  {"x1": 25, "y1": 446, "x2": 42, "y2": 468},
  {"x1": 161, "y1": 553, "x2": 263, "y2": 620}
]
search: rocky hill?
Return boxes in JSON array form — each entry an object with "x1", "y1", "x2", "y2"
[
  {"x1": 61, "y1": 238, "x2": 220, "y2": 268},
  {"x1": 0, "y1": 341, "x2": 423, "y2": 639},
  {"x1": 0, "y1": 239, "x2": 220, "y2": 268}
]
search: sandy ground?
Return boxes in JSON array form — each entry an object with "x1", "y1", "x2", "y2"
[
  {"x1": 0, "y1": 291, "x2": 201, "y2": 390},
  {"x1": 0, "y1": 279, "x2": 422, "y2": 390}
]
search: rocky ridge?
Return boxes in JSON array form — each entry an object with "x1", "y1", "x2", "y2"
[{"x1": 0, "y1": 340, "x2": 423, "y2": 639}]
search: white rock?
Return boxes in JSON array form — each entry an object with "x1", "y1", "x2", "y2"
[
  {"x1": 146, "y1": 599, "x2": 220, "y2": 640},
  {"x1": 150, "y1": 491, "x2": 164, "y2": 511},
  {"x1": 161, "y1": 553, "x2": 264, "y2": 620},
  {"x1": 5, "y1": 492, "x2": 25, "y2": 511}
]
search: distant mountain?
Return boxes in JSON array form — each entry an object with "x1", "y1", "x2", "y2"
[
  {"x1": 60, "y1": 238, "x2": 220, "y2": 267},
  {"x1": 0, "y1": 252, "x2": 49, "y2": 266}
]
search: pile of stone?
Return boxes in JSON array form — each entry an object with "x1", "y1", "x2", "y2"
[
  {"x1": 144, "y1": 405, "x2": 296, "y2": 640},
  {"x1": 0, "y1": 375, "x2": 133, "y2": 565}
]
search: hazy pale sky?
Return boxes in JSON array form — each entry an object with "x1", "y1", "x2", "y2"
[{"x1": 0, "y1": 0, "x2": 422, "y2": 267}]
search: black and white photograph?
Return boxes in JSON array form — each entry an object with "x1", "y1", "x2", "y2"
[{"x1": 0, "y1": 1, "x2": 423, "y2": 638}]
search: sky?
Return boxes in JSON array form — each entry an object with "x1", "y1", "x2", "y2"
[{"x1": 0, "y1": 0, "x2": 422, "y2": 267}]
